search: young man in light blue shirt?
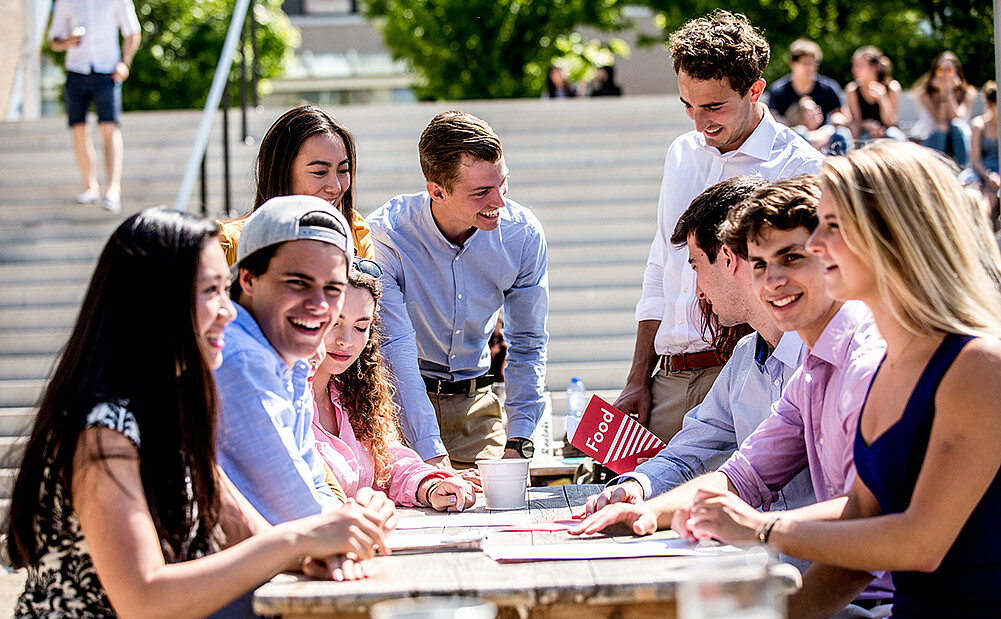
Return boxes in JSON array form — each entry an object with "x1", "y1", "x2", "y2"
[
  {"x1": 216, "y1": 195, "x2": 362, "y2": 524},
  {"x1": 367, "y1": 111, "x2": 549, "y2": 468}
]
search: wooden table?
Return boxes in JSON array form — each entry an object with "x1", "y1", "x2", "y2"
[{"x1": 253, "y1": 485, "x2": 800, "y2": 619}]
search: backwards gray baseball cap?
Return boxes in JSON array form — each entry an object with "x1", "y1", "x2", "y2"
[{"x1": 234, "y1": 195, "x2": 355, "y2": 273}]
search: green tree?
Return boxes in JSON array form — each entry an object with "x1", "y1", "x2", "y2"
[
  {"x1": 635, "y1": 0, "x2": 994, "y2": 89},
  {"x1": 48, "y1": 0, "x2": 299, "y2": 110},
  {"x1": 128, "y1": 0, "x2": 299, "y2": 110},
  {"x1": 362, "y1": 0, "x2": 627, "y2": 100}
]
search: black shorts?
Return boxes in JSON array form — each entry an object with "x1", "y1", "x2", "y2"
[{"x1": 65, "y1": 70, "x2": 121, "y2": 126}]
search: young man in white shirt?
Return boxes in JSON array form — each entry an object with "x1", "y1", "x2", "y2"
[
  {"x1": 48, "y1": 0, "x2": 141, "y2": 213},
  {"x1": 617, "y1": 10, "x2": 824, "y2": 444}
]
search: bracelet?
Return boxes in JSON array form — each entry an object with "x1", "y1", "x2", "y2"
[
  {"x1": 755, "y1": 516, "x2": 780, "y2": 544},
  {"x1": 423, "y1": 480, "x2": 443, "y2": 506}
]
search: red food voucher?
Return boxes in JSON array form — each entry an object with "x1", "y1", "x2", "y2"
[{"x1": 568, "y1": 395, "x2": 666, "y2": 474}]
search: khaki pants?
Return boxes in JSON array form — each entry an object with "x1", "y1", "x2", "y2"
[
  {"x1": 428, "y1": 386, "x2": 505, "y2": 469},
  {"x1": 648, "y1": 365, "x2": 723, "y2": 444}
]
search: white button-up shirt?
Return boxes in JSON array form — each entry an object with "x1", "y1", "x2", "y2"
[
  {"x1": 636, "y1": 107, "x2": 824, "y2": 355},
  {"x1": 48, "y1": 0, "x2": 141, "y2": 74}
]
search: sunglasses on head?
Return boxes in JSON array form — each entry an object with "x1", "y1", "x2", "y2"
[{"x1": 353, "y1": 258, "x2": 383, "y2": 277}]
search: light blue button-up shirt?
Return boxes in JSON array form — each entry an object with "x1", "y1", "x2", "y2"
[
  {"x1": 367, "y1": 192, "x2": 549, "y2": 460},
  {"x1": 215, "y1": 305, "x2": 337, "y2": 524},
  {"x1": 618, "y1": 330, "x2": 816, "y2": 514}
]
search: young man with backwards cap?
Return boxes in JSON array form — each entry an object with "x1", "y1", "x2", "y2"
[{"x1": 216, "y1": 195, "x2": 393, "y2": 527}]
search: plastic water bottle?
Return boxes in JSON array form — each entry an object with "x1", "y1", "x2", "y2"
[{"x1": 565, "y1": 377, "x2": 587, "y2": 441}]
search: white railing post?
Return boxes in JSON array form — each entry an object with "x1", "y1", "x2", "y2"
[{"x1": 173, "y1": 0, "x2": 253, "y2": 212}]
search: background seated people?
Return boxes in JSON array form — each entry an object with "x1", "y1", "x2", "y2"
[
  {"x1": 916, "y1": 51, "x2": 977, "y2": 168},
  {"x1": 6, "y1": 209, "x2": 394, "y2": 618},
  {"x1": 543, "y1": 64, "x2": 579, "y2": 98},
  {"x1": 971, "y1": 81, "x2": 999, "y2": 230},
  {"x1": 768, "y1": 39, "x2": 852, "y2": 155},
  {"x1": 845, "y1": 46, "x2": 906, "y2": 143},
  {"x1": 219, "y1": 104, "x2": 373, "y2": 264},
  {"x1": 311, "y1": 264, "x2": 476, "y2": 510},
  {"x1": 574, "y1": 176, "x2": 893, "y2": 617},
  {"x1": 587, "y1": 65, "x2": 622, "y2": 97},
  {"x1": 687, "y1": 142, "x2": 1001, "y2": 617}
]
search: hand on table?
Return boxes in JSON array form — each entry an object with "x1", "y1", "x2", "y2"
[
  {"x1": 583, "y1": 480, "x2": 644, "y2": 516},
  {"x1": 302, "y1": 555, "x2": 374, "y2": 581},
  {"x1": 453, "y1": 467, "x2": 482, "y2": 492},
  {"x1": 684, "y1": 488, "x2": 767, "y2": 544},
  {"x1": 426, "y1": 476, "x2": 476, "y2": 511},
  {"x1": 568, "y1": 502, "x2": 658, "y2": 537},
  {"x1": 353, "y1": 487, "x2": 398, "y2": 534}
]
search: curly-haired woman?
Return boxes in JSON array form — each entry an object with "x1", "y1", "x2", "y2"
[{"x1": 311, "y1": 262, "x2": 476, "y2": 510}]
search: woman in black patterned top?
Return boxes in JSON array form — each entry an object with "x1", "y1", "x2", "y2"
[{"x1": 5, "y1": 208, "x2": 395, "y2": 618}]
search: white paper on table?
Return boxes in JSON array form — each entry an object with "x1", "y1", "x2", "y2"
[
  {"x1": 484, "y1": 538, "x2": 741, "y2": 563},
  {"x1": 394, "y1": 512, "x2": 533, "y2": 530},
  {"x1": 386, "y1": 532, "x2": 485, "y2": 553}
]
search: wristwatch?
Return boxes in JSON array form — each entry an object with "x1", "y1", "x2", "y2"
[{"x1": 505, "y1": 438, "x2": 535, "y2": 458}]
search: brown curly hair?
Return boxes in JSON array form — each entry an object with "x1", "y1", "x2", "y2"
[
  {"x1": 668, "y1": 10, "x2": 769, "y2": 95},
  {"x1": 328, "y1": 269, "x2": 404, "y2": 486}
]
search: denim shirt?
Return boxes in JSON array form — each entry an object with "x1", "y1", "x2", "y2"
[{"x1": 215, "y1": 305, "x2": 337, "y2": 524}]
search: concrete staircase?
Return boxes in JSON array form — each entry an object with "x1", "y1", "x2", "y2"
[{"x1": 0, "y1": 95, "x2": 692, "y2": 514}]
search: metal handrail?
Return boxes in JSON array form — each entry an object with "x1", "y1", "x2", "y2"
[{"x1": 173, "y1": 0, "x2": 257, "y2": 213}]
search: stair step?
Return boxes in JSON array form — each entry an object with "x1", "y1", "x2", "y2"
[
  {"x1": 546, "y1": 360, "x2": 630, "y2": 392},
  {"x1": 0, "y1": 354, "x2": 59, "y2": 381},
  {"x1": 0, "y1": 437, "x2": 28, "y2": 468},
  {"x1": 548, "y1": 335, "x2": 635, "y2": 364},
  {"x1": 0, "y1": 409, "x2": 36, "y2": 437},
  {"x1": 547, "y1": 310, "x2": 636, "y2": 337},
  {"x1": 0, "y1": 306, "x2": 80, "y2": 330},
  {"x1": 550, "y1": 286, "x2": 641, "y2": 312},
  {"x1": 0, "y1": 261, "x2": 96, "y2": 284},
  {"x1": 0, "y1": 381, "x2": 44, "y2": 409},
  {"x1": 0, "y1": 329, "x2": 68, "y2": 355},
  {"x1": 0, "y1": 281, "x2": 86, "y2": 306}
]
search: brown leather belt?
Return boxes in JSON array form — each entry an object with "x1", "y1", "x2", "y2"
[{"x1": 660, "y1": 350, "x2": 723, "y2": 373}]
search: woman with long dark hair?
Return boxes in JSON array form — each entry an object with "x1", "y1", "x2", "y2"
[
  {"x1": 311, "y1": 265, "x2": 475, "y2": 510},
  {"x1": 7, "y1": 208, "x2": 391, "y2": 618},
  {"x1": 219, "y1": 104, "x2": 373, "y2": 263}
]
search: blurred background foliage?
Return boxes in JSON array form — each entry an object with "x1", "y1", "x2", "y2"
[
  {"x1": 365, "y1": 0, "x2": 995, "y2": 100},
  {"x1": 363, "y1": 0, "x2": 628, "y2": 100},
  {"x1": 46, "y1": 0, "x2": 300, "y2": 110},
  {"x1": 636, "y1": 0, "x2": 995, "y2": 92}
]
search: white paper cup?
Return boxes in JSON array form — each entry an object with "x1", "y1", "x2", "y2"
[
  {"x1": 476, "y1": 458, "x2": 530, "y2": 510},
  {"x1": 371, "y1": 596, "x2": 497, "y2": 619}
]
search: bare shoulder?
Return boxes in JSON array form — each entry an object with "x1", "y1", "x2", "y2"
[{"x1": 938, "y1": 337, "x2": 1001, "y2": 422}]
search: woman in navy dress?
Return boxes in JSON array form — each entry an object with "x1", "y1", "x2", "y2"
[{"x1": 687, "y1": 142, "x2": 1001, "y2": 617}]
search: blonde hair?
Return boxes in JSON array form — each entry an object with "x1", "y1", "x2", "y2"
[{"x1": 820, "y1": 141, "x2": 1001, "y2": 337}]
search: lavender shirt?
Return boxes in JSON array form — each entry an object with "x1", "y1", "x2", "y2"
[{"x1": 719, "y1": 300, "x2": 893, "y2": 597}]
